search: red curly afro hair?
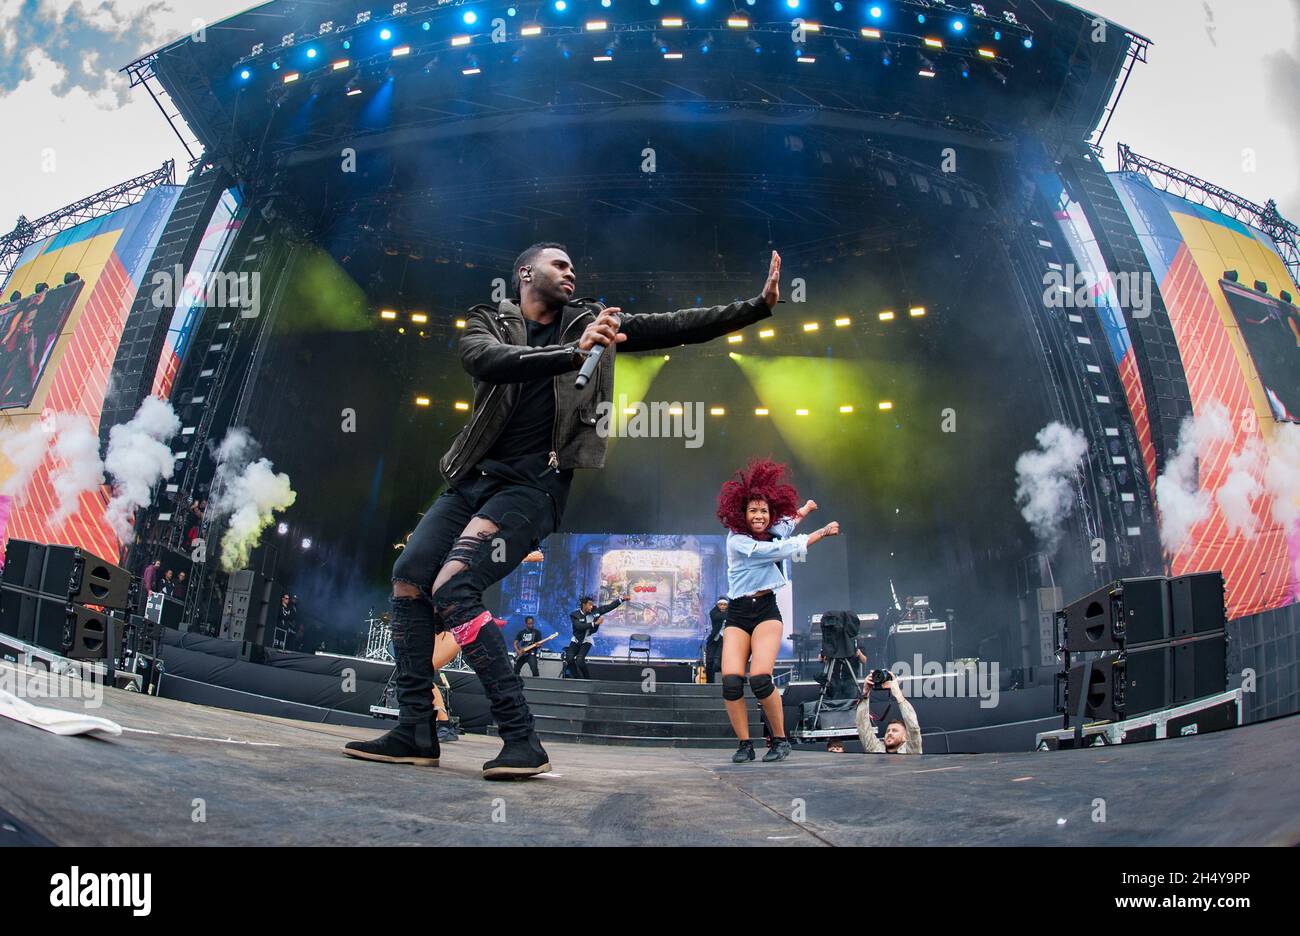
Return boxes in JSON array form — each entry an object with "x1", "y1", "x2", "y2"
[{"x1": 716, "y1": 457, "x2": 800, "y2": 537}]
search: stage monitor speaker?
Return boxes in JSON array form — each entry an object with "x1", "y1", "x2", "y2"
[
  {"x1": 65, "y1": 605, "x2": 123, "y2": 661},
  {"x1": 1065, "y1": 656, "x2": 1126, "y2": 722},
  {"x1": 1062, "y1": 576, "x2": 1173, "y2": 651},
  {"x1": 0, "y1": 587, "x2": 73, "y2": 649},
  {"x1": 1170, "y1": 572, "x2": 1227, "y2": 637},
  {"x1": 1114, "y1": 576, "x2": 1173, "y2": 645},
  {"x1": 1123, "y1": 632, "x2": 1228, "y2": 718},
  {"x1": 44, "y1": 545, "x2": 136, "y2": 612},
  {"x1": 2, "y1": 539, "x2": 47, "y2": 590},
  {"x1": 221, "y1": 569, "x2": 272, "y2": 644},
  {"x1": 1059, "y1": 580, "x2": 1122, "y2": 652},
  {"x1": 886, "y1": 622, "x2": 951, "y2": 667}
]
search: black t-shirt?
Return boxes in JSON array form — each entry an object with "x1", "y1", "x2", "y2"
[
  {"x1": 516, "y1": 626, "x2": 543, "y2": 649},
  {"x1": 485, "y1": 316, "x2": 562, "y2": 460}
]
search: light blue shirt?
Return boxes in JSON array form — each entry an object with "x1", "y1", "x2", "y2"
[{"x1": 725, "y1": 517, "x2": 808, "y2": 599}]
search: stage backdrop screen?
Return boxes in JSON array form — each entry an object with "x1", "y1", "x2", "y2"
[
  {"x1": 1111, "y1": 171, "x2": 1300, "y2": 616},
  {"x1": 0, "y1": 185, "x2": 181, "y2": 563},
  {"x1": 0, "y1": 282, "x2": 83, "y2": 410},
  {"x1": 493, "y1": 532, "x2": 796, "y2": 659},
  {"x1": 1220, "y1": 279, "x2": 1300, "y2": 421}
]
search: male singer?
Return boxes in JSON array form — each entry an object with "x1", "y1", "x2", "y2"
[{"x1": 344, "y1": 243, "x2": 781, "y2": 779}]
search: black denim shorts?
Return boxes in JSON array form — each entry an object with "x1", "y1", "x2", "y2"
[{"x1": 724, "y1": 591, "x2": 782, "y2": 635}]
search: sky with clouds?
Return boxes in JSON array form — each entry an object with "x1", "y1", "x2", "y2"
[{"x1": 0, "y1": 0, "x2": 1297, "y2": 236}]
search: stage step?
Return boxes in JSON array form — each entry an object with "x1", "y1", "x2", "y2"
[{"x1": 520, "y1": 675, "x2": 771, "y2": 747}]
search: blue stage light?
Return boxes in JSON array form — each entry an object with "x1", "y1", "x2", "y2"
[
  {"x1": 240, "y1": 69, "x2": 251, "y2": 80},
  {"x1": 868, "y1": 4, "x2": 883, "y2": 18},
  {"x1": 834, "y1": 2, "x2": 842, "y2": 10},
  {"x1": 951, "y1": 18, "x2": 964, "y2": 32},
  {"x1": 380, "y1": 28, "x2": 392, "y2": 41},
  {"x1": 422, "y1": 21, "x2": 430, "y2": 30},
  {"x1": 994, "y1": 30, "x2": 1001, "y2": 40},
  {"x1": 508, "y1": 7, "x2": 517, "y2": 15},
  {"x1": 1023, "y1": 37, "x2": 1033, "y2": 48},
  {"x1": 343, "y1": 39, "x2": 351, "y2": 49},
  {"x1": 651, "y1": 0, "x2": 660, "y2": 6},
  {"x1": 601, "y1": 0, "x2": 611, "y2": 6},
  {"x1": 702, "y1": 44, "x2": 709, "y2": 52},
  {"x1": 463, "y1": 11, "x2": 477, "y2": 24},
  {"x1": 695, "y1": 0, "x2": 707, "y2": 5},
  {"x1": 555, "y1": 0, "x2": 566, "y2": 10},
  {"x1": 786, "y1": 0, "x2": 799, "y2": 8},
  {"x1": 306, "y1": 47, "x2": 318, "y2": 59},
  {"x1": 917, "y1": 13, "x2": 926, "y2": 24},
  {"x1": 271, "y1": 60, "x2": 281, "y2": 70}
]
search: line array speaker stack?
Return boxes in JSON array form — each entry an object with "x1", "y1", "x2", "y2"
[
  {"x1": 1056, "y1": 572, "x2": 1228, "y2": 725},
  {"x1": 0, "y1": 539, "x2": 140, "y2": 662},
  {"x1": 219, "y1": 569, "x2": 283, "y2": 651}
]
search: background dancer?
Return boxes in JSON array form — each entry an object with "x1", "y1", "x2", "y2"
[
  {"x1": 566, "y1": 594, "x2": 627, "y2": 678},
  {"x1": 344, "y1": 242, "x2": 781, "y2": 778},
  {"x1": 716, "y1": 459, "x2": 839, "y2": 763}
]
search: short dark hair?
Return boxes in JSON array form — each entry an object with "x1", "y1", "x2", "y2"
[
  {"x1": 511, "y1": 241, "x2": 568, "y2": 294},
  {"x1": 525, "y1": 616, "x2": 535, "y2": 623},
  {"x1": 580, "y1": 595, "x2": 594, "y2": 605}
]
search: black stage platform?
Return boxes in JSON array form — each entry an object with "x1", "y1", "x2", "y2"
[{"x1": 2, "y1": 667, "x2": 1297, "y2": 846}]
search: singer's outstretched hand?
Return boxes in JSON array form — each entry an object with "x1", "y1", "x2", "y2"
[
  {"x1": 761, "y1": 251, "x2": 781, "y2": 307},
  {"x1": 578, "y1": 306, "x2": 625, "y2": 353}
]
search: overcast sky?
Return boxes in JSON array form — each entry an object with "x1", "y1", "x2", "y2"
[{"x1": 1, "y1": 0, "x2": 1297, "y2": 236}]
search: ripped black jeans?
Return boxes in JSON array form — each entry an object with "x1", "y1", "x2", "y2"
[{"x1": 391, "y1": 455, "x2": 570, "y2": 741}]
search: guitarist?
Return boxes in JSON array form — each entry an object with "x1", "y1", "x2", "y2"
[{"x1": 512, "y1": 616, "x2": 547, "y2": 677}]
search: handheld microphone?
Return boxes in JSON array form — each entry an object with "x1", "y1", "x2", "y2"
[{"x1": 575, "y1": 308, "x2": 621, "y2": 389}]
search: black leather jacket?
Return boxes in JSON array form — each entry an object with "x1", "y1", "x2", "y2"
[{"x1": 438, "y1": 295, "x2": 772, "y2": 486}]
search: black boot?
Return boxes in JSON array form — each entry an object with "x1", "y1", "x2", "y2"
[
  {"x1": 344, "y1": 716, "x2": 440, "y2": 766},
  {"x1": 459, "y1": 618, "x2": 550, "y2": 779},
  {"x1": 732, "y1": 739, "x2": 756, "y2": 763},
  {"x1": 482, "y1": 734, "x2": 551, "y2": 780},
  {"x1": 762, "y1": 738, "x2": 792, "y2": 762},
  {"x1": 343, "y1": 595, "x2": 440, "y2": 766}
]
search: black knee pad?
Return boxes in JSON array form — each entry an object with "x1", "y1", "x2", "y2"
[
  {"x1": 750, "y1": 673, "x2": 775, "y2": 700},
  {"x1": 721, "y1": 674, "x2": 745, "y2": 702}
]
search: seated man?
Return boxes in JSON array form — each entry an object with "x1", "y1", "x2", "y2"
[{"x1": 855, "y1": 670, "x2": 921, "y2": 754}]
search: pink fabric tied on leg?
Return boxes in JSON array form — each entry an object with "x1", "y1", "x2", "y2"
[{"x1": 450, "y1": 610, "x2": 495, "y2": 646}]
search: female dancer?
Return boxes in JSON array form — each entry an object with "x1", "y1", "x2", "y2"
[{"x1": 716, "y1": 458, "x2": 839, "y2": 762}]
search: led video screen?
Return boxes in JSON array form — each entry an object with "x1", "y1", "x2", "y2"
[{"x1": 0, "y1": 281, "x2": 82, "y2": 410}]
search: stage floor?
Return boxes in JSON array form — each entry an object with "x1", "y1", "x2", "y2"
[{"x1": 2, "y1": 669, "x2": 1297, "y2": 846}]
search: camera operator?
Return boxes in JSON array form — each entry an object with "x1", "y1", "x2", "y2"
[{"x1": 855, "y1": 670, "x2": 921, "y2": 754}]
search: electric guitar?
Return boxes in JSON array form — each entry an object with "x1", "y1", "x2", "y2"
[{"x1": 516, "y1": 632, "x2": 561, "y2": 657}]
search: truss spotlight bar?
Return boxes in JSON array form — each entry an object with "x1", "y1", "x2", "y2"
[
  {"x1": 662, "y1": 17, "x2": 683, "y2": 27},
  {"x1": 521, "y1": 24, "x2": 542, "y2": 36},
  {"x1": 392, "y1": 45, "x2": 410, "y2": 57},
  {"x1": 728, "y1": 16, "x2": 749, "y2": 27},
  {"x1": 332, "y1": 59, "x2": 350, "y2": 70},
  {"x1": 861, "y1": 27, "x2": 881, "y2": 38},
  {"x1": 586, "y1": 20, "x2": 607, "y2": 30},
  {"x1": 923, "y1": 37, "x2": 943, "y2": 48},
  {"x1": 452, "y1": 34, "x2": 471, "y2": 46}
]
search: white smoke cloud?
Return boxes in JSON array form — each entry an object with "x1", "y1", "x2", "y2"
[
  {"x1": 1262, "y1": 420, "x2": 1300, "y2": 535},
  {"x1": 1015, "y1": 422, "x2": 1089, "y2": 554},
  {"x1": 103, "y1": 396, "x2": 181, "y2": 540},
  {"x1": 1155, "y1": 402, "x2": 1233, "y2": 553},
  {"x1": 48, "y1": 414, "x2": 105, "y2": 529},
  {"x1": 208, "y1": 428, "x2": 296, "y2": 572},
  {"x1": 0, "y1": 419, "x2": 53, "y2": 503}
]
